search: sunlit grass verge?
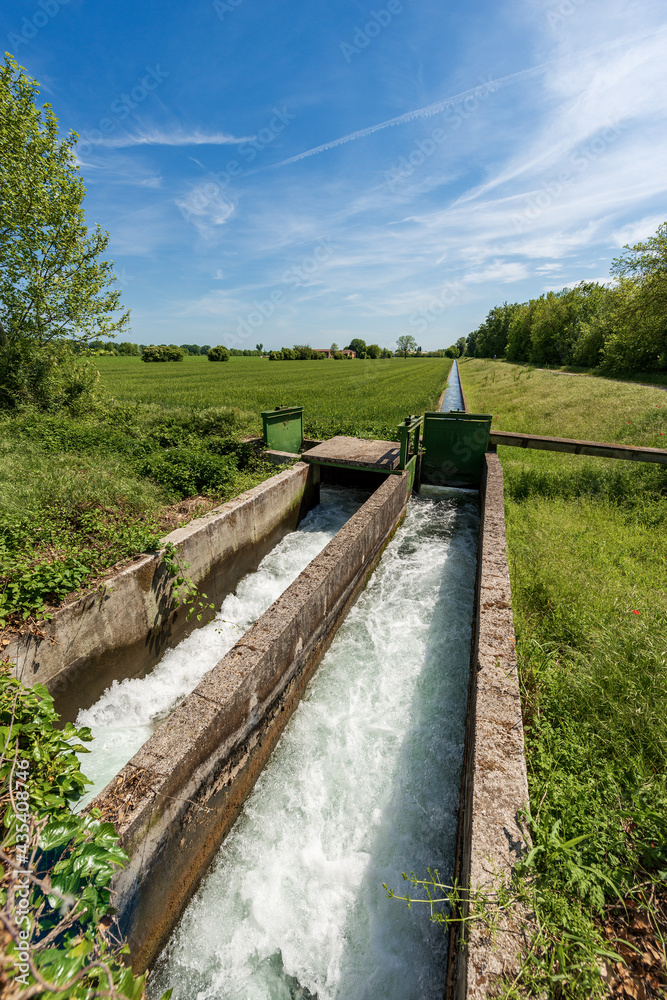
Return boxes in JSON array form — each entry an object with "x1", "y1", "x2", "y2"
[
  {"x1": 458, "y1": 356, "x2": 667, "y2": 446},
  {"x1": 0, "y1": 400, "x2": 275, "y2": 628},
  {"x1": 500, "y1": 456, "x2": 667, "y2": 996}
]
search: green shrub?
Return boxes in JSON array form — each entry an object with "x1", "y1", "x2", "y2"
[
  {"x1": 137, "y1": 447, "x2": 238, "y2": 498},
  {"x1": 141, "y1": 345, "x2": 184, "y2": 363},
  {"x1": 0, "y1": 667, "x2": 170, "y2": 998},
  {"x1": 0, "y1": 342, "x2": 99, "y2": 412},
  {"x1": 207, "y1": 346, "x2": 230, "y2": 362}
]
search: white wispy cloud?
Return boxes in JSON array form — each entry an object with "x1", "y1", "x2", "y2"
[{"x1": 88, "y1": 128, "x2": 253, "y2": 148}]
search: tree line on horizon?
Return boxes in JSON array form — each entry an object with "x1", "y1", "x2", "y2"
[{"x1": 465, "y1": 222, "x2": 667, "y2": 375}]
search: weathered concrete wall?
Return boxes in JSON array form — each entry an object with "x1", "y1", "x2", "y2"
[
  {"x1": 91, "y1": 471, "x2": 411, "y2": 973},
  {"x1": 8, "y1": 463, "x2": 318, "y2": 722},
  {"x1": 447, "y1": 452, "x2": 530, "y2": 999}
]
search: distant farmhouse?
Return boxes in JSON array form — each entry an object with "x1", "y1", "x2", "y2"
[{"x1": 312, "y1": 348, "x2": 356, "y2": 358}]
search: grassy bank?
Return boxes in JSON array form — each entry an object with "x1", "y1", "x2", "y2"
[
  {"x1": 0, "y1": 400, "x2": 274, "y2": 629},
  {"x1": 460, "y1": 359, "x2": 667, "y2": 997}
]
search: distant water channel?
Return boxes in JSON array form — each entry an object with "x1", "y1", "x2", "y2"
[
  {"x1": 148, "y1": 486, "x2": 480, "y2": 1000},
  {"x1": 441, "y1": 359, "x2": 464, "y2": 411},
  {"x1": 75, "y1": 486, "x2": 369, "y2": 807}
]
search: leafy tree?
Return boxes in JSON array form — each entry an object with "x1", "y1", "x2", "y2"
[
  {"x1": 207, "y1": 345, "x2": 230, "y2": 362},
  {"x1": 455, "y1": 336, "x2": 467, "y2": 357},
  {"x1": 396, "y1": 334, "x2": 417, "y2": 358},
  {"x1": 444, "y1": 346, "x2": 459, "y2": 358},
  {"x1": 255, "y1": 342, "x2": 263, "y2": 352},
  {"x1": 201, "y1": 345, "x2": 211, "y2": 355},
  {"x1": 366, "y1": 343, "x2": 381, "y2": 359},
  {"x1": 292, "y1": 344, "x2": 314, "y2": 360},
  {"x1": 117, "y1": 341, "x2": 139, "y2": 355},
  {"x1": 281, "y1": 347, "x2": 297, "y2": 360},
  {"x1": 0, "y1": 55, "x2": 129, "y2": 350},
  {"x1": 330, "y1": 342, "x2": 339, "y2": 352},
  {"x1": 346, "y1": 338, "x2": 367, "y2": 358},
  {"x1": 180, "y1": 343, "x2": 201, "y2": 356},
  {"x1": 380, "y1": 347, "x2": 393, "y2": 358},
  {"x1": 472, "y1": 302, "x2": 520, "y2": 358}
]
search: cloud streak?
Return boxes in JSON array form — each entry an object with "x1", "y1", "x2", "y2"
[{"x1": 91, "y1": 128, "x2": 254, "y2": 148}]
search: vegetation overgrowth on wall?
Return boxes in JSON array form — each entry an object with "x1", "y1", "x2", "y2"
[
  {"x1": 0, "y1": 664, "x2": 169, "y2": 999},
  {"x1": 466, "y1": 221, "x2": 667, "y2": 378},
  {"x1": 459, "y1": 358, "x2": 667, "y2": 998}
]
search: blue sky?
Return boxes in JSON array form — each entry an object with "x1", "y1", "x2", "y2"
[{"x1": 3, "y1": 0, "x2": 667, "y2": 351}]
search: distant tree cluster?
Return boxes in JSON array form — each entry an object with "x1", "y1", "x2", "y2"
[
  {"x1": 466, "y1": 222, "x2": 667, "y2": 373},
  {"x1": 141, "y1": 344, "x2": 185, "y2": 362}
]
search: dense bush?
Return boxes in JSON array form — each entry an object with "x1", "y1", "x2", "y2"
[
  {"x1": 141, "y1": 345, "x2": 184, "y2": 363},
  {"x1": 137, "y1": 448, "x2": 238, "y2": 498},
  {"x1": 0, "y1": 341, "x2": 99, "y2": 412},
  {"x1": 207, "y1": 345, "x2": 230, "y2": 362}
]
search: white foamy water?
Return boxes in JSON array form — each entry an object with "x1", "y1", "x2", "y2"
[
  {"x1": 441, "y1": 359, "x2": 464, "y2": 411},
  {"x1": 148, "y1": 487, "x2": 479, "y2": 1000},
  {"x1": 75, "y1": 486, "x2": 368, "y2": 807}
]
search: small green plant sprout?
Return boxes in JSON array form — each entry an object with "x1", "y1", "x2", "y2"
[{"x1": 161, "y1": 542, "x2": 215, "y2": 623}]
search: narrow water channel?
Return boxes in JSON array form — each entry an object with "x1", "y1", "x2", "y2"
[
  {"x1": 441, "y1": 359, "x2": 464, "y2": 411},
  {"x1": 75, "y1": 486, "x2": 368, "y2": 807},
  {"x1": 148, "y1": 486, "x2": 479, "y2": 1000}
]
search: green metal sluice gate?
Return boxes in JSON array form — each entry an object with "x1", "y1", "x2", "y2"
[{"x1": 260, "y1": 404, "x2": 493, "y2": 491}]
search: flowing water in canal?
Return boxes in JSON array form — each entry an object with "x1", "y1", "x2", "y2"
[
  {"x1": 441, "y1": 359, "x2": 464, "y2": 411},
  {"x1": 148, "y1": 486, "x2": 479, "y2": 1000},
  {"x1": 75, "y1": 486, "x2": 368, "y2": 807}
]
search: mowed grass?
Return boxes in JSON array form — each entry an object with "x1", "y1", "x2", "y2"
[
  {"x1": 96, "y1": 355, "x2": 452, "y2": 441},
  {"x1": 459, "y1": 359, "x2": 667, "y2": 997},
  {"x1": 459, "y1": 356, "x2": 667, "y2": 446}
]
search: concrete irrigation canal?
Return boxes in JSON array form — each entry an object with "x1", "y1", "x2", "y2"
[{"x1": 8, "y1": 362, "x2": 667, "y2": 999}]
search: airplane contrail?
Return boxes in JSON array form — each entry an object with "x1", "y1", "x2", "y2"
[{"x1": 273, "y1": 64, "x2": 546, "y2": 168}]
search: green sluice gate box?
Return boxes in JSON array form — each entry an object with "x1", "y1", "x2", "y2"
[
  {"x1": 421, "y1": 410, "x2": 492, "y2": 488},
  {"x1": 261, "y1": 405, "x2": 304, "y2": 454}
]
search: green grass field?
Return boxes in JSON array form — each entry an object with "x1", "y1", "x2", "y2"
[
  {"x1": 459, "y1": 358, "x2": 667, "y2": 998},
  {"x1": 95, "y1": 355, "x2": 452, "y2": 441},
  {"x1": 0, "y1": 356, "x2": 452, "y2": 628}
]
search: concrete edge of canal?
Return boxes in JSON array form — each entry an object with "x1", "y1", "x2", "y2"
[{"x1": 447, "y1": 452, "x2": 530, "y2": 1000}]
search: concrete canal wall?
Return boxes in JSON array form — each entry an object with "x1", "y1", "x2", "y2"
[
  {"x1": 447, "y1": 452, "x2": 530, "y2": 1000},
  {"x1": 90, "y1": 471, "x2": 411, "y2": 973},
  {"x1": 8, "y1": 463, "x2": 318, "y2": 721}
]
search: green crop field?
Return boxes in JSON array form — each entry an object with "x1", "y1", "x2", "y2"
[{"x1": 95, "y1": 355, "x2": 452, "y2": 441}]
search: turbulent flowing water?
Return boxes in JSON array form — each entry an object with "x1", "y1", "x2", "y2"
[
  {"x1": 75, "y1": 486, "x2": 368, "y2": 807},
  {"x1": 148, "y1": 486, "x2": 479, "y2": 1000},
  {"x1": 441, "y1": 360, "x2": 464, "y2": 411}
]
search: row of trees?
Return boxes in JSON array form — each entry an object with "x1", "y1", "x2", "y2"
[{"x1": 466, "y1": 223, "x2": 667, "y2": 373}]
